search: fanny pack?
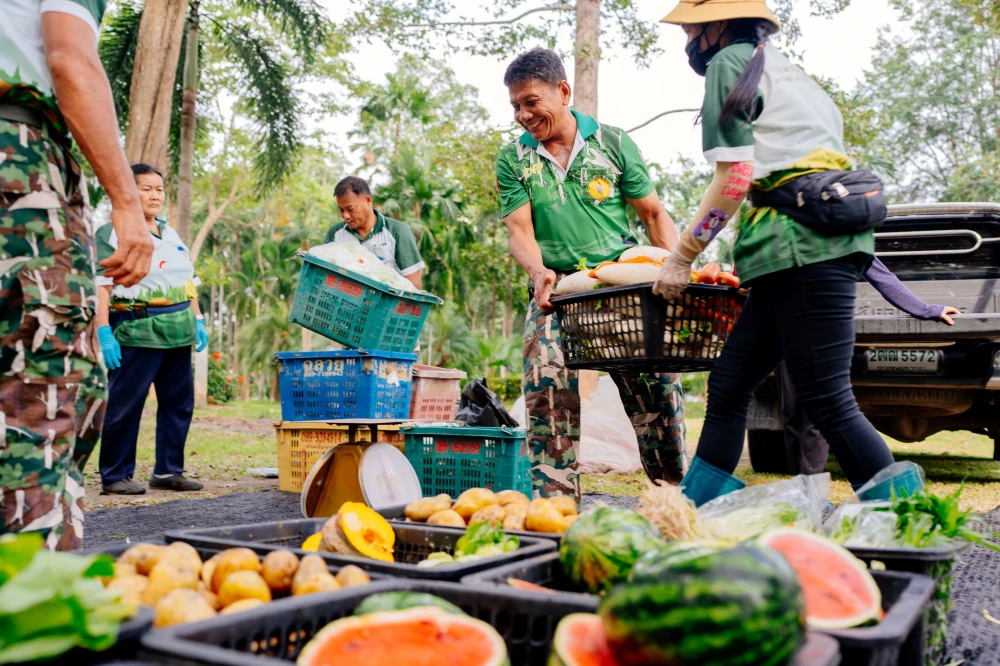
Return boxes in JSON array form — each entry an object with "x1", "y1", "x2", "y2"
[
  {"x1": 109, "y1": 301, "x2": 191, "y2": 327},
  {"x1": 749, "y1": 170, "x2": 887, "y2": 236}
]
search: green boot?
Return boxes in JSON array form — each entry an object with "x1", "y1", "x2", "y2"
[
  {"x1": 852, "y1": 462, "x2": 925, "y2": 502},
  {"x1": 680, "y1": 456, "x2": 747, "y2": 507}
]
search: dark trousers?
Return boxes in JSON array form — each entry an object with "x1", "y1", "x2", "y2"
[
  {"x1": 99, "y1": 345, "x2": 194, "y2": 484},
  {"x1": 776, "y1": 361, "x2": 830, "y2": 475},
  {"x1": 696, "y1": 254, "x2": 894, "y2": 486}
]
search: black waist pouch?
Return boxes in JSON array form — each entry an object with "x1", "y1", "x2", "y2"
[{"x1": 749, "y1": 170, "x2": 887, "y2": 236}]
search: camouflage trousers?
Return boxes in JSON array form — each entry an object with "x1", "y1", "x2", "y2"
[
  {"x1": 522, "y1": 298, "x2": 686, "y2": 503},
  {"x1": 0, "y1": 118, "x2": 103, "y2": 551}
]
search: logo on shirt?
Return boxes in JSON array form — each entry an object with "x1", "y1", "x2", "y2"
[
  {"x1": 587, "y1": 177, "x2": 612, "y2": 201},
  {"x1": 522, "y1": 162, "x2": 544, "y2": 180}
]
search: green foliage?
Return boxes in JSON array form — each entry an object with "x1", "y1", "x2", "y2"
[
  {"x1": 97, "y1": 1, "x2": 141, "y2": 133},
  {"x1": 862, "y1": 0, "x2": 999, "y2": 202},
  {"x1": 351, "y1": 1, "x2": 661, "y2": 69},
  {"x1": 208, "y1": 352, "x2": 236, "y2": 404},
  {"x1": 487, "y1": 375, "x2": 522, "y2": 403}
]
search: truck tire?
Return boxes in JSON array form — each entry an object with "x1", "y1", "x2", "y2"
[{"x1": 748, "y1": 430, "x2": 791, "y2": 475}]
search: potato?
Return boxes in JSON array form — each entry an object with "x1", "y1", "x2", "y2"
[
  {"x1": 502, "y1": 514, "x2": 526, "y2": 531},
  {"x1": 426, "y1": 509, "x2": 466, "y2": 528},
  {"x1": 142, "y1": 558, "x2": 200, "y2": 606},
  {"x1": 119, "y1": 544, "x2": 167, "y2": 576},
  {"x1": 549, "y1": 496, "x2": 578, "y2": 517},
  {"x1": 335, "y1": 564, "x2": 371, "y2": 588},
  {"x1": 292, "y1": 555, "x2": 329, "y2": 595},
  {"x1": 292, "y1": 573, "x2": 340, "y2": 596},
  {"x1": 503, "y1": 503, "x2": 528, "y2": 520},
  {"x1": 217, "y1": 570, "x2": 272, "y2": 608},
  {"x1": 526, "y1": 498, "x2": 568, "y2": 534},
  {"x1": 495, "y1": 490, "x2": 530, "y2": 507},
  {"x1": 197, "y1": 581, "x2": 221, "y2": 611},
  {"x1": 261, "y1": 550, "x2": 299, "y2": 595},
  {"x1": 220, "y1": 598, "x2": 266, "y2": 615},
  {"x1": 404, "y1": 494, "x2": 452, "y2": 522},
  {"x1": 453, "y1": 488, "x2": 498, "y2": 521},
  {"x1": 114, "y1": 562, "x2": 138, "y2": 579},
  {"x1": 469, "y1": 505, "x2": 506, "y2": 527},
  {"x1": 210, "y1": 548, "x2": 261, "y2": 593},
  {"x1": 153, "y1": 589, "x2": 217, "y2": 628},
  {"x1": 107, "y1": 575, "x2": 148, "y2": 607},
  {"x1": 562, "y1": 514, "x2": 579, "y2": 530},
  {"x1": 201, "y1": 554, "x2": 219, "y2": 588},
  {"x1": 168, "y1": 541, "x2": 203, "y2": 564}
]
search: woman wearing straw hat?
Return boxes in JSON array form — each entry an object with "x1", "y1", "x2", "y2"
[{"x1": 654, "y1": 0, "x2": 921, "y2": 505}]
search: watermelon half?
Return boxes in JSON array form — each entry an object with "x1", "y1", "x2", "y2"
[
  {"x1": 760, "y1": 527, "x2": 882, "y2": 630},
  {"x1": 297, "y1": 607, "x2": 508, "y2": 666},
  {"x1": 548, "y1": 613, "x2": 618, "y2": 666}
]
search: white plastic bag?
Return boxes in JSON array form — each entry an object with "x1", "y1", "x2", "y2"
[
  {"x1": 698, "y1": 474, "x2": 831, "y2": 541},
  {"x1": 306, "y1": 242, "x2": 415, "y2": 292}
]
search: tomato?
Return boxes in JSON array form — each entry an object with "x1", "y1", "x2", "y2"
[
  {"x1": 695, "y1": 262, "x2": 721, "y2": 284},
  {"x1": 716, "y1": 271, "x2": 741, "y2": 288}
]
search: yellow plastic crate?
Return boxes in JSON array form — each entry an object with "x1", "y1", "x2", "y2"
[{"x1": 274, "y1": 421, "x2": 405, "y2": 493}]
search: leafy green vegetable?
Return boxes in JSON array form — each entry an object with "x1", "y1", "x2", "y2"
[
  {"x1": 875, "y1": 484, "x2": 1000, "y2": 552},
  {"x1": 575, "y1": 257, "x2": 589, "y2": 272},
  {"x1": 455, "y1": 521, "x2": 519, "y2": 558},
  {"x1": 701, "y1": 502, "x2": 810, "y2": 541},
  {"x1": 0, "y1": 534, "x2": 135, "y2": 664}
]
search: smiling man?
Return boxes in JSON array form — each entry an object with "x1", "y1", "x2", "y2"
[{"x1": 496, "y1": 47, "x2": 685, "y2": 503}]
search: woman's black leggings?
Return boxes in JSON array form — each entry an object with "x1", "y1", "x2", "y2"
[{"x1": 696, "y1": 253, "x2": 894, "y2": 485}]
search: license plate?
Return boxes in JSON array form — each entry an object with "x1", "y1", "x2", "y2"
[{"x1": 865, "y1": 348, "x2": 940, "y2": 373}]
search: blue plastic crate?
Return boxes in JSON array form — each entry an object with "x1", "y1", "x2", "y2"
[
  {"x1": 402, "y1": 425, "x2": 532, "y2": 497},
  {"x1": 275, "y1": 350, "x2": 417, "y2": 421}
]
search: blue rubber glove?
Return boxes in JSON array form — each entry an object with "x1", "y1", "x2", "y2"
[
  {"x1": 195, "y1": 318, "x2": 209, "y2": 352},
  {"x1": 97, "y1": 325, "x2": 121, "y2": 370}
]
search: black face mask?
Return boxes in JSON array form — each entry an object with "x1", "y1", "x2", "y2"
[{"x1": 685, "y1": 28, "x2": 721, "y2": 77}]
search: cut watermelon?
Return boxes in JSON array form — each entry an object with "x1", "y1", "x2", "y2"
[
  {"x1": 760, "y1": 527, "x2": 882, "y2": 630},
  {"x1": 506, "y1": 578, "x2": 554, "y2": 593},
  {"x1": 548, "y1": 613, "x2": 618, "y2": 666},
  {"x1": 297, "y1": 607, "x2": 508, "y2": 666}
]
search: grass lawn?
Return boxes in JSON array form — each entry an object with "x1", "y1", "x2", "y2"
[{"x1": 90, "y1": 399, "x2": 1000, "y2": 513}]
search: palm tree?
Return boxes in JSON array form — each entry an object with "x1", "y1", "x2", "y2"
[{"x1": 99, "y1": 0, "x2": 330, "y2": 242}]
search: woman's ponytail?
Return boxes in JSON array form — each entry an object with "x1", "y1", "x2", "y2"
[{"x1": 719, "y1": 19, "x2": 776, "y2": 128}]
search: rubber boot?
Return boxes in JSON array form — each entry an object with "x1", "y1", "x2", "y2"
[
  {"x1": 851, "y1": 463, "x2": 925, "y2": 502},
  {"x1": 680, "y1": 456, "x2": 747, "y2": 507}
]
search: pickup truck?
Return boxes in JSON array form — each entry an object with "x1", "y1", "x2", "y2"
[{"x1": 747, "y1": 203, "x2": 1000, "y2": 471}]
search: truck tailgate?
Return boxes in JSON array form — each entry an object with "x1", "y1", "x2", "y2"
[{"x1": 856, "y1": 313, "x2": 1000, "y2": 342}]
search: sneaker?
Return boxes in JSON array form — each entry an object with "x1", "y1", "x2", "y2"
[
  {"x1": 149, "y1": 474, "x2": 204, "y2": 491},
  {"x1": 101, "y1": 478, "x2": 147, "y2": 495}
]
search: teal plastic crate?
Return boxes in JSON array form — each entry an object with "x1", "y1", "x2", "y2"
[
  {"x1": 402, "y1": 425, "x2": 532, "y2": 497},
  {"x1": 289, "y1": 253, "x2": 442, "y2": 353}
]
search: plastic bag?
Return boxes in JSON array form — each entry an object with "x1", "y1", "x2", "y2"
[
  {"x1": 826, "y1": 502, "x2": 900, "y2": 548},
  {"x1": 698, "y1": 473, "x2": 831, "y2": 542},
  {"x1": 306, "y1": 242, "x2": 416, "y2": 292},
  {"x1": 455, "y1": 379, "x2": 519, "y2": 428}
]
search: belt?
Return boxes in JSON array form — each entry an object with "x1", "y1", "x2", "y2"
[
  {"x1": 0, "y1": 103, "x2": 44, "y2": 128},
  {"x1": 109, "y1": 301, "x2": 191, "y2": 326}
]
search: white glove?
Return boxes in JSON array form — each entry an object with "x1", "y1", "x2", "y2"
[{"x1": 653, "y1": 252, "x2": 694, "y2": 300}]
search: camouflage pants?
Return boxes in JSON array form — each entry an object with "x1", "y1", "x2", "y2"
[
  {"x1": 0, "y1": 118, "x2": 102, "y2": 551},
  {"x1": 522, "y1": 298, "x2": 686, "y2": 503}
]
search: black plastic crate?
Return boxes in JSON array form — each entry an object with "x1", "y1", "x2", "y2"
[
  {"x1": 139, "y1": 578, "x2": 840, "y2": 666},
  {"x1": 465, "y1": 552, "x2": 932, "y2": 666},
  {"x1": 376, "y1": 503, "x2": 564, "y2": 543},
  {"x1": 165, "y1": 518, "x2": 556, "y2": 581},
  {"x1": 848, "y1": 542, "x2": 972, "y2": 666},
  {"x1": 551, "y1": 283, "x2": 744, "y2": 373}
]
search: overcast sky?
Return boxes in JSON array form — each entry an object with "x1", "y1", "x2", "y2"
[{"x1": 325, "y1": 0, "x2": 903, "y2": 169}]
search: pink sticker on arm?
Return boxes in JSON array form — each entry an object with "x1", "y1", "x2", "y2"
[{"x1": 692, "y1": 207, "x2": 730, "y2": 244}]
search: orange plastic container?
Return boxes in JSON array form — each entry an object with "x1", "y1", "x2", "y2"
[{"x1": 408, "y1": 365, "x2": 466, "y2": 420}]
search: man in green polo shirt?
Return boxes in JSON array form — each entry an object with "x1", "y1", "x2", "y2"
[
  {"x1": 496, "y1": 47, "x2": 685, "y2": 503},
  {"x1": 324, "y1": 176, "x2": 425, "y2": 290}
]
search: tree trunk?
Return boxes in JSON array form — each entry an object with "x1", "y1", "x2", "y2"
[
  {"x1": 124, "y1": 0, "x2": 187, "y2": 170},
  {"x1": 270, "y1": 368, "x2": 280, "y2": 402},
  {"x1": 176, "y1": 1, "x2": 200, "y2": 245},
  {"x1": 573, "y1": 0, "x2": 601, "y2": 117}
]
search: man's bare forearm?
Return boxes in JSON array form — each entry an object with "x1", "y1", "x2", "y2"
[{"x1": 42, "y1": 14, "x2": 138, "y2": 208}]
